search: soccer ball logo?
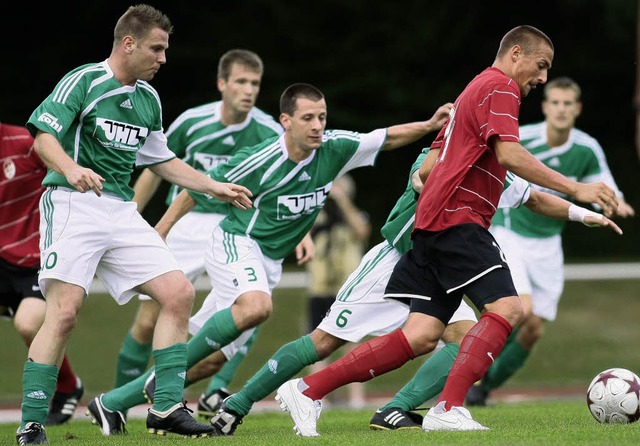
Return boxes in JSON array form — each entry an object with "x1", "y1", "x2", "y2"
[{"x1": 586, "y1": 368, "x2": 640, "y2": 423}]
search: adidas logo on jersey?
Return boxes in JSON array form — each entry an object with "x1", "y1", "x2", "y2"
[
  {"x1": 178, "y1": 371, "x2": 187, "y2": 380},
  {"x1": 205, "y1": 337, "x2": 221, "y2": 350},
  {"x1": 548, "y1": 157, "x2": 561, "y2": 167},
  {"x1": 298, "y1": 171, "x2": 312, "y2": 181},
  {"x1": 26, "y1": 390, "x2": 47, "y2": 400},
  {"x1": 120, "y1": 99, "x2": 133, "y2": 109},
  {"x1": 222, "y1": 135, "x2": 235, "y2": 145},
  {"x1": 268, "y1": 359, "x2": 278, "y2": 374}
]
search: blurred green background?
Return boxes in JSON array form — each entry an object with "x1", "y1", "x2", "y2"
[{"x1": 1, "y1": 276, "x2": 638, "y2": 406}]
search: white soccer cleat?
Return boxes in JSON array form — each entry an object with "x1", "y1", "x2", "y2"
[
  {"x1": 275, "y1": 378, "x2": 323, "y2": 437},
  {"x1": 422, "y1": 401, "x2": 489, "y2": 431}
]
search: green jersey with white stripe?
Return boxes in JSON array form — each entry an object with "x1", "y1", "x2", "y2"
[
  {"x1": 492, "y1": 121, "x2": 622, "y2": 238},
  {"x1": 379, "y1": 151, "x2": 425, "y2": 254},
  {"x1": 26, "y1": 60, "x2": 176, "y2": 200},
  {"x1": 190, "y1": 129, "x2": 386, "y2": 260},
  {"x1": 164, "y1": 101, "x2": 283, "y2": 213},
  {"x1": 381, "y1": 149, "x2": 531, "y2": 255}
]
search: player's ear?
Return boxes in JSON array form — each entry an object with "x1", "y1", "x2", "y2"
[
  {"x1": 511, "y1": 45, "x2": 522, "y2": 63},
  {"x1": 279, "y1": 113, "x2": 291, "y2": 130},
  {"x1": 575, "y1": 101, "x2": 583, "y2": 117}
]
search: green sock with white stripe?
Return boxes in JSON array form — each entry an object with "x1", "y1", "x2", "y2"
[
  {"x1": 226, "y1": 335, "x2": 320, "y2": 416},
  {"x1": 153, "y1": 343, "x2": 188, "y2": 412},
  {"x1": 186, "y1": 308, "x2": 241, "y2": 368},
  {"x1": 20, "y1": 361, "x2": 58, "y2": 429}
]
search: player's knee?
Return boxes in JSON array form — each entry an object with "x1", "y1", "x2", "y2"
[
  {"x1": 485, "y1": 295, "x2": 524, "y2": 327},
  {"x1": 249, "y1": 302, "x2": 272, "y2": 325},
  {"x1": 235, "y1": 293, "x2": 272, "y2": 327},
  {"x1": 167, "y1": 279, "x2": 196, "y2": 308},
  {"x1": 50, "y1": 306, "x2": 80, "y2": 336}
]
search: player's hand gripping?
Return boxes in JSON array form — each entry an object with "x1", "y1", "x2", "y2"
[
  {"x1": 426, "y1": 102, "x2": 454, "y2": 132},
  {"x1": 206, "y1": 181, "x2": 253, "y2": 210},
  {"x1": 574, "y1": 182, "x2": 618, "y2": 217},
  {"x1": 66, "y1": 165, "x2": 105, "y2": 196},
  {"x1": 295, "y1": 232, "x2": 315, "y2": 266}
]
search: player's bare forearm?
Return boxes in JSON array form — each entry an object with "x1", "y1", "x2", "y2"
[
  {"x1": 34, "y1": 131, "x2": 105, "y2": 195},
  {"x1": 132, "y1": 168, "x2": 162, "y2": 212},
  {"x1": 151, "y1": 158, "x2": 212, "y2": 193},
  {"x1": 382, "y1": 103, "x2": 453, "y2": 151},
  {"x1": 525, "y1": 190, "x2": 622, "y2": 234},
  {"x1": 154, "y1": 189, "x2": 195, "y2": 239},
  {"x1": 495, "y1": 140, "x2": 576, "y2": 195},
  {"x1": 494, "y1": 139, "x2": 618, "y2": 215},
  {"x1": 151, "y1": 159, "x2": 252, "y2": 210},
  {"x1": 525, "y1": 189, "x2": 575, "y2": 220}
]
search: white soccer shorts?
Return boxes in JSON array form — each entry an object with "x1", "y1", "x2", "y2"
[
  {"x1": 318, "y1": 241, "x2": 477, "y2": 343},
  {"x1": 38, "y1": 188, "x2": 180, "y2": 304},
  {"x1": 490, "y1": 225, "x2": 563, "y2": 321}
]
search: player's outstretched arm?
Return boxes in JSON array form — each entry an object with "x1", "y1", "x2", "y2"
[
  {"x1": 154, "y1": 189, "x2": 196, "y2": 239},
  {"x1": 381, "y1": 103, "x2": 453, "y2": 151},
  {"x1": 150, "y1": 158, "x2": 253, "y2": 209},
  {"x1": 494, "y1": 139, "x2": 619, "y2": 216},
  {"x1": 132, "y1": 168, "x2": 163, "y2": 212},
  {"x1": 525, "y1": 189, "x2": 622, "y2": 235}
]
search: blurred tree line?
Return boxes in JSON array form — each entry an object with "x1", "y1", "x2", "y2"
[{"x1": 2, "y1": 0, "x2": 637, "y2": 260}]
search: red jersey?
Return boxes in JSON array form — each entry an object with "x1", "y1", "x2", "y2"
[
  {"x1": 0, "y1": 123, "x2": 46, "y2": 267},
  {"x1": 415, "y1": 67, "x2": 521, "y2": 232}
]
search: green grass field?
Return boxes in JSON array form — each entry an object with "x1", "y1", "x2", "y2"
[
  {"x1": 1, "y1": 278, "x2": 640, "y2": 444},
  {"x1": 3, "y1": 402, "x2": 640, "y2": 445}
]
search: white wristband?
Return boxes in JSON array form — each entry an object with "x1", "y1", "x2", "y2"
[{"x1": 568, "y1": 204, "x2": 604, "y2": 226}]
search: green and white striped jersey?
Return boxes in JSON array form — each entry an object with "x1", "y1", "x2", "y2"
[
  {"x1": 381, "y1": 150, "x2": 531, "y2": 255},
  {"x1": 27, "y1": 60, "x2": 176, "y2": 200},
  {"x1": 164, "y1": 101, "x2": 283, "y2": 213},
  {"x1": 190, "y1": 129, "x2": 387, "y2": 260},
  {"x1": 492, "y1": 121, "x2": 622, "y2": 238}
]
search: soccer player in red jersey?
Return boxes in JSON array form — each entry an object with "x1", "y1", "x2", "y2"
[
  {"x1": 0, "y1": 122, "x2": 83, "y2": 426},
  {"x1": 276, "y1": 25, "x2": 620, "y2": 433}
]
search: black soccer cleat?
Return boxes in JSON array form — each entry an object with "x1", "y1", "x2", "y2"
[
  {"x1": 465, "y1": 381, "x2": 489, "y2": 407},
  {"x1": 197, "y1": 388, "x2": 231, "y2": 419},
  {"x1": 369, "y1": 407, "x2": 423, "y2": 430},
  {"x1": 46, "y1": 377, "x2": 84, "y2": 425},
  {"x1": 16, "y1": 422, "x2": 48, "y2": 445},
  {"x1": 86, "y1": 394, "x2": 127, "y2": 436},
  {"x1": 146, "y1": 402, "x2": 215, "y2": 438},
  {"x1": 210, "y1": 400, "x2": 243, "y2": 436}
]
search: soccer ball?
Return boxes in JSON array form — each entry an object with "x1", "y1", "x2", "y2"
[{"x1": 586, "y1": 368, "x2": 640, "y2": 423}]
